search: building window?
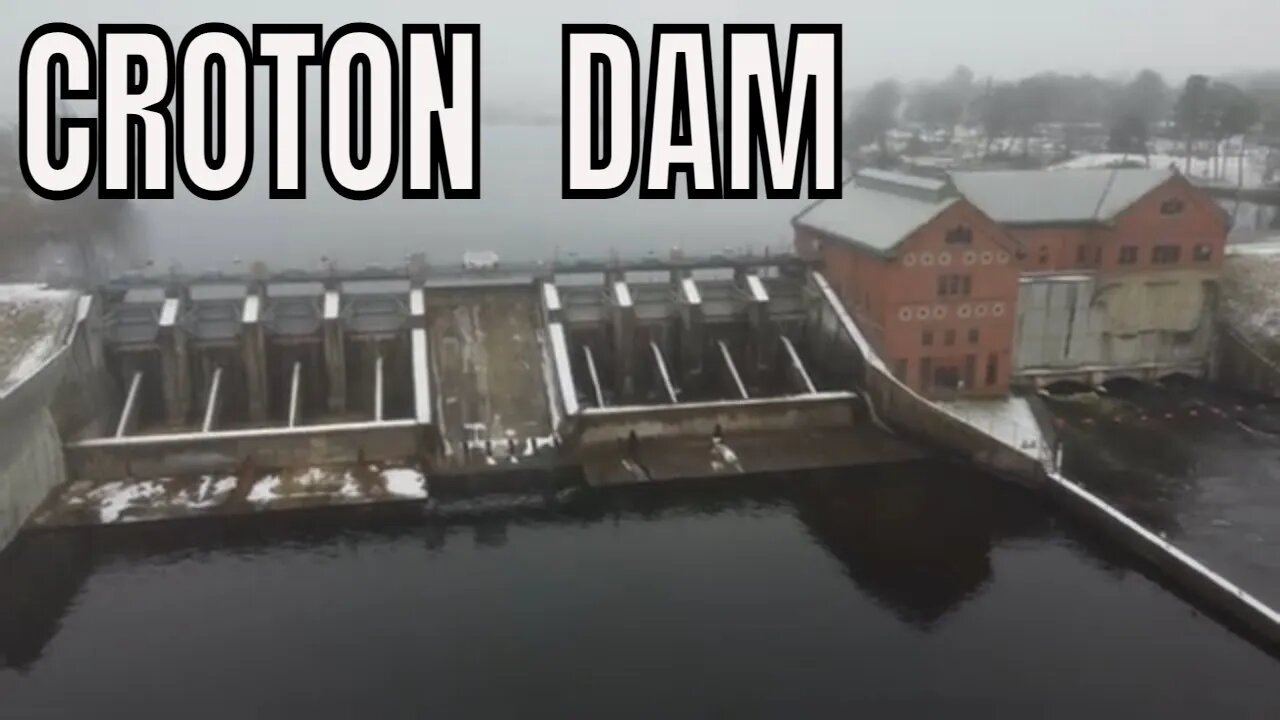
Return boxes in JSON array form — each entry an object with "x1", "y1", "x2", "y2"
[
  {"x1": 1194, "y1": 244, "x2": 1212, "y2": 262},
  {"x1": 922, "y1": 330, "x2": 933, "y2": 347},
  {"x1": 945, "y1": 226, "x2": 973, "y2": 245},
  {"x1": 934, "y1": 366, "x2": 960, "y2": 391},
  {"x1": 1076, "y1": 245, "x2": 1088, "y2": 265},
  {"x1": 1118, "y1": 246, "x2": 1138, "y2": 264},
  {"x1": 1038, "y1": 247, "x2": 1049, "y2": 265},
  {"x1": 1152, "y1": 245, "x2": 1182, "y2": 264},
  {"x1": 944, "y1": 329, "x2": 956, "y2": 347},
  {"x1": 1161, "y1": 199, "x2": 1185, "y2": 215},
  {"x1": 968, "y1": 328, "x2": 979, "y2": 345},
  {"x1": 937, "y1": 274, "x2": 972, "y2": 298},
  {"x1": 986, "y1": 353, "x2": 999, "y2": 386}
]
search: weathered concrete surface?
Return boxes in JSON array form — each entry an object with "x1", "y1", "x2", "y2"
[
  {"x1": 0, "y1": 285, "x2": 79, "y2": 552},
  {"x1": 29, "y1": 463, "x2": 428, "y2": 528},
  {"x1": 0, "y1": 409, "x2": 66, "y2": 551},
  {"x1": 1015, "y1": 271, "x2": 1214, "y2": 385},
  {"x1": 570, "y1": 392, "x2": 864, "y2": 447},
  {"x1": 64, "y1": 422, "x2": 423, "y2": 481},
  {"x1": 427, "y1": 285, "x2": 555, "y2": 468},
  {"x1": 0, "y1": 285, "x2": 77, "y2": 394},
  {"x1": 580, "y1": 427, "x2": 921, "y2": 485}
]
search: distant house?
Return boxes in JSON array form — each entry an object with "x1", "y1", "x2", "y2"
[
  {"x1": 793, "y1": 170, "x2": 1020, "y2": 398},
  {"x1": 795, "y1": 167, "x2": 1229, "y2": 397}
]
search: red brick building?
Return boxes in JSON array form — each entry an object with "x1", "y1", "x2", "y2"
[
  {"x1": 797, "y1": 167, "x2": 1229, "y2": 397},
  {"x1": 951, "y1": 169, "x2": 1226, "y2": 276},
  {"x1": 793, "y1": 170, "x2": 1020, "y2": 397}
]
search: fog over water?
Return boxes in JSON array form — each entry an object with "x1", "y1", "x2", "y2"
[{"x1": 133, "y1": 125, "x2": 809, "y2": 271}]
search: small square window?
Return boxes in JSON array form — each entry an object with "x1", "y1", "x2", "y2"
[
  {"x1": 922, "y1": 330, "x2": 934, "y2": 347},
  {"x1": 1194, "y1": 244, "x2": 1212, "y2": 262},
  {"x1": 1161, "y1": 199, "x2": 1185, "y2": 215},
  {"x1": 1152, "y1": 245, "x2": 1181, "y2": 264},
  {"x1": 968, "y1": 328, "x2": 979, "y2": 345},
  {"x1": 1119, "y1": 246, "x2": 1138, "y2": 264}
]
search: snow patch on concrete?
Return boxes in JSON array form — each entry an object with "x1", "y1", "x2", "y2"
[
  {"x1": 382, "y1": 467, "x2": 427, "y2": 498},
  {"x1": 937, "y1": 396, "x2": 1050, "y2": 462},
  {"x1": 0, "y1": 283, "x2": 75, "y2": 393},
  {"x1": 88, "y1": 480, "x2": 167, "y2": 523},
  {"x1": 247, "y1": 475, "x2": 282, "y2": 504}
]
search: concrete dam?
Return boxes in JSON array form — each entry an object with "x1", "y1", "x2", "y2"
[
  {"x1": 6, "y1": 252, "x2": 1280, "y2": 658},
  {"x1": 56, "y1": 255, "x2": 919, "y2": 495}
]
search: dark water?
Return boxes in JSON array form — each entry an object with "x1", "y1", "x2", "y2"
[
  {"x1": 2, "y1": 462, "x2": 1278, "y2": 718},
  {"x1": 1050, "y1": 379, "x2": 1280, "y2": 610}
]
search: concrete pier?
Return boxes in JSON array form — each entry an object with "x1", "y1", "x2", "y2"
[
  {"x1": 241, "y1": 293, "x2": 269, "y2": 423},
  {"x1": 323, "y1": 287, "x2": 347, "y2": 413},
  {"x1": 157, "y1": 294, "x2": 190, "y2": 426}
]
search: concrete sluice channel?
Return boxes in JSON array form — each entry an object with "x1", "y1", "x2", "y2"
[{"x1": 38, "y1": 257, "x2": 918, "y2": 526}]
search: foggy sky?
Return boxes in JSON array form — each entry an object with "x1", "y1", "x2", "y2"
[{"x1": 1, "y1": 0, "x2": 1277, "y2": 115}]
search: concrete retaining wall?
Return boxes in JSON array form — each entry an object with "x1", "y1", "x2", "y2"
[
  {"x1": 808, "y1": 273, "x2": 1043, "y2": 480},
  {"x1": 1045, "y1": 470, "x2": 1280, "y2": 651},
  {"x1": 65, "y1": 422, "x2": 423, "y2": 481},
  {"x1": 0, "y1": 297, "x2": 83, "y2": 553},
  {"x1": 572, "y1": 392, "x2": 860, "y2": 447},
  {"x1": 812, "y1": 270, "x2": 1280, "y2": 653},
  {"x1": 0, "y1": 408, "x2": 66, "y2": 552}
]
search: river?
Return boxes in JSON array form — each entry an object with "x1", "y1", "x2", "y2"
[
  {"x1": 2, "y1": 125, "x2": 1280, "y2": 716},
  {"x1": 1, "y1": 463, "x2": 1278, "y2": 717}
]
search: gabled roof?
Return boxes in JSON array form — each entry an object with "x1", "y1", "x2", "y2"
[
  {"x1": 950, "y1": 168, "x2": 1175, "y2": 226},
  {"x1": 793, "y1": 169, "x2": 961, "y2": 256}
]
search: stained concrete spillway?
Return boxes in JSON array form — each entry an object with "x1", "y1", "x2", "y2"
[{"x1": 63, "y1": 258, "x2": 919, "y2": 484}]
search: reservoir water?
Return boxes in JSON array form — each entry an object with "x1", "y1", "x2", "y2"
[
  {"x1": 1, "y1": 463, "x2": 1278, "y2": 717},
  {"x1": 2, "y1": 125, "x2": 1280, "y2": 715}
]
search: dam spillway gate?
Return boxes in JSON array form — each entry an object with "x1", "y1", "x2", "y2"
[{"x1": 63, "y1": 257, "x2": 919, "y2": 486}]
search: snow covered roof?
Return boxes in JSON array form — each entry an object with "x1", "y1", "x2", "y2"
[
  {"x1": 793, "y1": 170, "x2": 960, "y2": 256},
  {"x1": 951, "y1": 168, "x2": 1175, "y2": 225}
]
